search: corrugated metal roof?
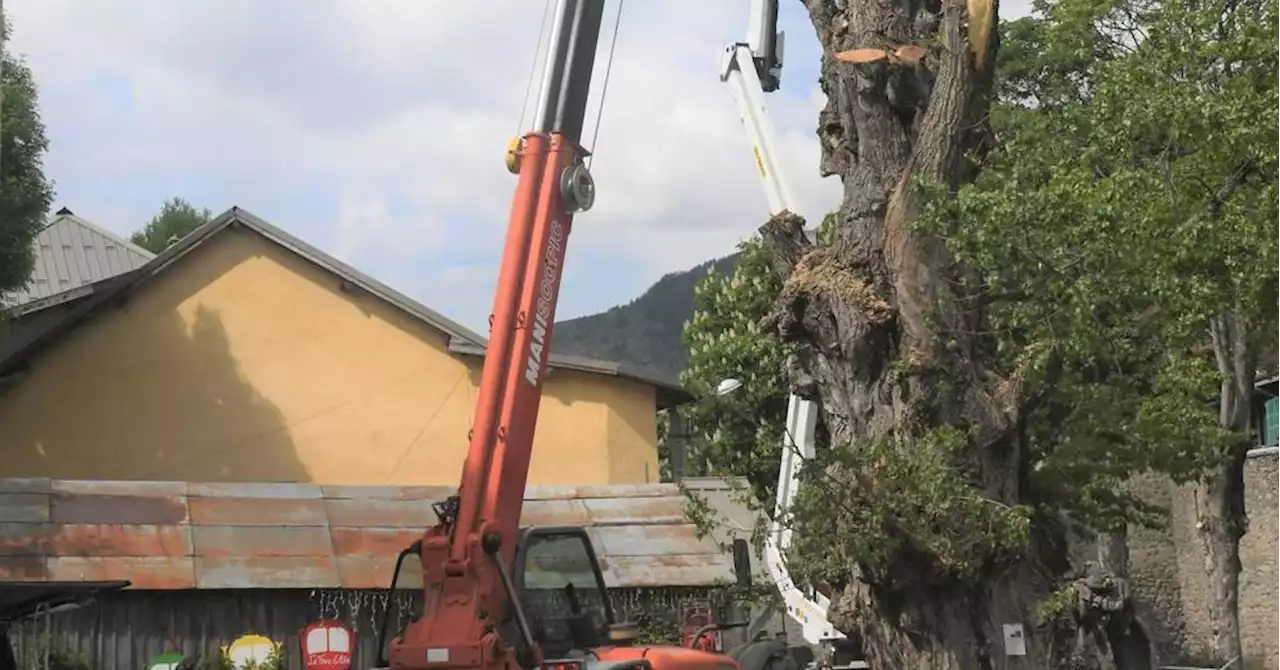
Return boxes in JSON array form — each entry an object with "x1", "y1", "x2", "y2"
[
  {"x1": 0, "y1": 477, "x2": 757, "y2": 590},
  {"x1": 6, "y1": 211, "x2": 154, "y2": 306}
]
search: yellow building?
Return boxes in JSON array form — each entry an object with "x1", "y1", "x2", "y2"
[{"x1": 0, "y1": 207, "x2": 686, "y2": 486}]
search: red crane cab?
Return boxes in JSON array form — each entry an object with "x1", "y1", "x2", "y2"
[{"x1": 376, "y1": 527, "x2": 745, "y2": 670}]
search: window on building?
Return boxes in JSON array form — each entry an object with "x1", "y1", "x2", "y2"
[{"x1": 1264, "y1": 396, "x2": 1278, "y2": 447}]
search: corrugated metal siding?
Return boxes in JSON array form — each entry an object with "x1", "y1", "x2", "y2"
[
  {"x1": 7, "y1": 214, "x2": 153, "y2": 305},
  {"x1": 6, "y1": 586, "x2": 724, "y2": 670},
  {"x1": 0, "y1": 478, "x2": 754, "y2": 590}
]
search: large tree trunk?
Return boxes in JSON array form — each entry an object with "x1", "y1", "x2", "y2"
[
  {"x1": 1196, "y1": 305, "x2": 1253, "y2": 664},
  {"x1": 1090, "y1": 528, "x2": 1153, "y2": 669},
  {"x1": 754, "y1": 1, "x2": 1146, "y2": 668}
]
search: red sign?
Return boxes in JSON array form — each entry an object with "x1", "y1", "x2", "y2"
[{"x1": 301, "y1": 620, "x2": 352, "y2": 670}]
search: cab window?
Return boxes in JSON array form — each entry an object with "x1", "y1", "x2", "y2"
[
  {"x1": 377, "y1": 548, "x2": 426, "y2": 665},
  {"x1": 518, "y1": 532, "x2": 610, "y2": 655}
]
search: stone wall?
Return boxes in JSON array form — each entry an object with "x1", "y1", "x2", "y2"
[{"x1": 1127, "y1": 450, "x2": 1278, "y2": 669}]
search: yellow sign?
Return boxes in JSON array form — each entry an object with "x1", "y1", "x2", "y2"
[{"x1": 223, "y1": 634, "x2": 281, "y2": 669}]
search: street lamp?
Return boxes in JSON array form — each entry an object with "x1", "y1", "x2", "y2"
[{"x1": 717, "y1": 378, "x2": 745, "y2": 396}]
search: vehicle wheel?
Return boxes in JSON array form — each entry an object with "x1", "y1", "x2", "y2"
[{"x1": 730, "y1": 640, "x2": 797, "y2": 670}]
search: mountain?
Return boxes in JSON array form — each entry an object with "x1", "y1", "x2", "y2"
[{"x1": 553, "y1": 253, "x2": 741, "y2": 378}]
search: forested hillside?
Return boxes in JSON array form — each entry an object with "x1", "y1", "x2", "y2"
[{"x1": 552, "y1": 253, "x2": 740, "y2": 377}]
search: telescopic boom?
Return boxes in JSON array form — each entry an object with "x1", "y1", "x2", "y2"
[{"x1": 387, "y1": 2, "x2": 606, "y2": 668}]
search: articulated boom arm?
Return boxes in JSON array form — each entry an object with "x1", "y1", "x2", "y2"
[
  {"x1": 719, "y1": 0, "x2": 845, "y2": 650},
  {"x1": 389, "y1": 2, "x2": 607, "y2": 669}
]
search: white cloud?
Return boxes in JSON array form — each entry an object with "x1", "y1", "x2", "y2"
[{"x1": 5, "y1": 0, "x2": 1033, "y2": 330}]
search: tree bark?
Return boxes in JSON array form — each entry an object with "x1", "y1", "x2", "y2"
[
  {"x1": 1196, "y1": 305, "x2": 1252, "y2": 664},
  {"x1": 755, "y1": 1, "x2": 1145, "y2": 668},
  {"x1": 1073, "y1": 528, "x2": 1153, "y2": 670}
]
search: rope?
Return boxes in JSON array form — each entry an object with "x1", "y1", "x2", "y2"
[
  {"x1": 516, "y1": 0, "x2": 556, "y2": 135},
  {"x1": 586, "y1": 0, "x2": 626, "y2": 169}
]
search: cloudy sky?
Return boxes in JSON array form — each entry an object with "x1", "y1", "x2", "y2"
[{"x1": 7, "y1": 0, "x2": 1032, "y2": 333}]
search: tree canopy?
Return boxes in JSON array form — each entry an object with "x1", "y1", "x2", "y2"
[
  {"x1": 680, "y1": 0, "x2": 1276, "y2": 664},
  {"x1": 0, "y1": 12, "x2": 56, "y2": 297},
  {"x1": 679, "y1": 235, "x2": 798, "y2": 502},
  {"x1": 924, "y1": 0, "x2": 1277, "y2": 660},
  {"x1": 131, "y1": 197, "x2": 212, "y2": 254}
]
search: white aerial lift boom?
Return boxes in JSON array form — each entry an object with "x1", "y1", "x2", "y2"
[{"x1": 717, "y1": 2, "x2": 858, "y2": 666}]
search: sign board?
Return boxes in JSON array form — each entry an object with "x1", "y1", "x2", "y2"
[
  {"x1": 1002, "y1": 623, "x2": 1026, "y2": 656},
  {"x1": 147, "y1": 651, "x2": 185, "y2": 670},
  {"x1": 302, "y1": 619, "x2": 353, "y2": 670},
  {"x1": 225, "y1": 634, "x2": 280, "y2": 669}
]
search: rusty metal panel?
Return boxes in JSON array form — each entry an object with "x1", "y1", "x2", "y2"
[
  {"x1": 520, "y1": 499, "x2": 591, "y2": 527},
  {"x1": 324, "y1": 497, "x2": 433, "y2": 528},
  {"x1": 0, "y1": 493, "x2": 49, "y2": 522},
  {"x1": 321, "y1": 484, "x2": 454, "y2": 500},
  {"x1": 526, "y1": 483, "x2": 675, "y2": 501},
  {"x1": 589, "y1": 525, "x2": 713, "y2": 558},
  {"x1": 329, "y1": 527, "x2": 419, "y2": 557},
  {"x1": 524, "y1": 485, "x2": 588, "y2": 501},
  {"x1": 188, "y1": 482, "x2": 322, "y2": 499},
  {"x1": 0, "y1": 522, "x2": 49, "y2": 556},
  {"x1": 50, "y1": 493, "x2": 188, "y2": 525},
  {"x1": 195, "y1": 556, "x2": 340, "y2": 589},
  {"x1": 43, "y1": 556, "x2": 109, "y2": 581},
  {"x1": 191, "y1": 526, "x2": 332, "y2": 558},
  {"x1": 103, "y1": 557, "x2": 196, "y2": 588},
  {"x1": 44, "y1": 556, "x2": 196, "y2": 588},
  {"x1": 0, "y1": 555, "x2": 48, "y2": 580},
  {"x1": 605, "y1": 554, "x2": 735, "y2": 588},
  {"x1": 573, "y1": 484, "x2": 676, "y2": 499},
  {"x1": 48, "y1": 523, "x2": 193, "y2": 557},
  {"x1": 334, "y1": 556, "x2": 399, "y2": 588},
  {"x1": 0, "y1": 477, "x2": 758, "y2": 590},
  {"x1": 51, "y1": 479, "x2": 188, "y2": 497},
  {"x1": 0, "y1": 478, "x2": 51, "y2": 494},
  {"x1": 188, "y1": 496, "x2": 326, "y2": 526},
  {"x1": 581, "y1": 496, "x2": 686, "y2": 526}
]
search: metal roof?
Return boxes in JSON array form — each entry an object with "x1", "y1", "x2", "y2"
[
  {"x1": 0, "y1": 477, "x2": 755, "y2": 590},
  {"x1": 0, "y1": 206, "x2": 690, "y2": 404},
  {"x1": 4, "y1": 209, "x2": 154, "y2": 307}
]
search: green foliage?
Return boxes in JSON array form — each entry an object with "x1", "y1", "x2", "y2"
[
  {"x1": 1035, "y1": 583, "x2": 1081, "y2": 624},
  {"x1": 917, "y1": 0, "x2": 1277, "y2": 532},
  {"x1": 816, "y1": 211, "x2": 839, "y2": 245},
  {"x1": 200, "y1": 645, "x2": 283, "y2": 670},
  {"x1": 789, "y1": 428, "x2": 1032, "y2": 586},
  {"x1": 19, "y1": 636, "x2": 90, "y2": 670},
  {"x1": 674, "y1": 0, "x2": 1276, "y2": 621},
  {"x1": 678, "y1": 235, "x2": 797, "y2": 502},
  {"x1": 624, "y1": 582, "x2": 781, "y2": 647},
  {"x1": 0, "y1": 13, "x2": 56, "y2": 297},
  {"x1": 195, "y1": 654, "x2": 233, "y2": 670},
  {"x1": 234, "y1": 652, "x2": 282, "y2": 670},
  {"x1": 131, "y1": 197, "x2": 213, "y2": 254},
  {"x1": 632, "y1": 611, "x2": 683, "y2": 646}
]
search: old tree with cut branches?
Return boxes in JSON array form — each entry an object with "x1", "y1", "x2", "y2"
[
  {"x1": 757, "y1": 0, "x2": 1045, "y2": 663},
  {"x1": 680, "y1": 0, "x2": 1277, "y2": 667}
]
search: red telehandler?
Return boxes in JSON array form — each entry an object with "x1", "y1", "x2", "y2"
[{"x1": 373, "y1": 2, "x2": 797, "y2": 670}]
